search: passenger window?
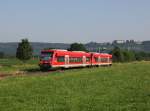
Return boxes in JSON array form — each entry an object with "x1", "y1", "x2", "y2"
[
  {"x1": 86, "y1": 57, "x2": 90, "y2": 62},
  {"x1": 57, "y1": 56, "x2": 65, "y2": 62},
  {"x1": 101, "y1": 58, "x2": 108, "y2": 62},
  {"x1": 69, "y1": 57, "x2": 82, "y2": 63}
]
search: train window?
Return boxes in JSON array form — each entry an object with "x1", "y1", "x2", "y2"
[
  {"x1": 41, "y1": 52, "x2": 53, "y2": 57},
  {"x1": 57, "y1": 56, "x2": 65, "y2": 62},
  {"x1": 78, "y1": 57, "x2": 82, "y2": 62},
  {"x1": 101, "y1": 58, "x2": 108, "y2": 62},
  {"x1": 41, "y1": 52, "x2": 53, "y2": 60},
  {"x1": 69, "y1": 57, "x2": 82, "y2": 63},
  {"x1": 69, "y1": 57, "x2": 74, "y2": 62},
  {"x1": 86, "y1": 57, "x2": 90, "y2": 62}
]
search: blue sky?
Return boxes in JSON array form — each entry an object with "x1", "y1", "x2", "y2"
[{"x1": 0, "y1": 0, "x2": 150, "y2": 43}]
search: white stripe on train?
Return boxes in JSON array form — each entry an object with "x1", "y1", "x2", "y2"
[{"x1": 51, "y1": 63, "x2": 112, "y2": 68}]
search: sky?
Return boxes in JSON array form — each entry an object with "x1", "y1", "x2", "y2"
[{"x1": 0, "y1": 0, "x2": 150, "y2": 43}]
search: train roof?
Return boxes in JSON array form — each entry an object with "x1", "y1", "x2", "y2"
[
  {"x1": 71, "y1": 51, "x2": 86, "y2": 53},
  {"x1": 50, "y1": 49, "x2": 68, "y2": 51},
  {"x1": 41, "y1": 49, "x2": 112, "y2": 57},
  {"x1": 41, "y1": 49, "x2": 67, "y2": 52}
]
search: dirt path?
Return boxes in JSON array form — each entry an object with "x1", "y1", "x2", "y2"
[
  {"x1": 0, "y1": 73, "x2": 13, "y2": 79},
  {"x1": 0, "y1": 69, "x2": 64, "y2": 79}
]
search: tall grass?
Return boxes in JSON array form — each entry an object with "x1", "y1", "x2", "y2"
[
  {"x1": 0, "y1": 61, "x2": 150, "y2": 110},
  {"x1": 0, "y1": 58, "x2": 39, "y2": 74}
]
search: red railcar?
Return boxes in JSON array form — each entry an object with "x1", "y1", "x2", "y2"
[{"x1": 39, "y1": 49, "x2": 112, "y2": 69}]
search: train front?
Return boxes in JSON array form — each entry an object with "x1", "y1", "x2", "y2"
[{"x1": 39, "y1": 50, "x2": 54, "y2": 70}]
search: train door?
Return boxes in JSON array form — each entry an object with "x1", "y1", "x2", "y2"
[
  {"x1": 90, "y1": 53, "x2": 93, "y2": 66},
  {"x1": 107, "y1": 57, "x2": 109, "y2": 64},
  {"x1": 98, "y1": 56, "x2": 101, "y2": 65},
  {"x1": 83, "y1": 56, "x2": 86, "y2": 66},
  {"x1": 65, "y1": 55, "x2": 69, "y2": 67}
]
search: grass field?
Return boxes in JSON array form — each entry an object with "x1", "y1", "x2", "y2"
[
  {"x1": 0, "y1": 59, "x2": 39, "y2": 74},
  {"x1": 0, "y1": 60, "x2": 150, "y2": 111}
]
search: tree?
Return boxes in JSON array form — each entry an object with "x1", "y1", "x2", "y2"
[
  {"x1": 0, "y1": 52, "x2": 4, "y2": 58},
  {"x1": 16, "y1": 39, "x2": 33, "y2": 62},
  {"x1": 111, "y1": 47, "x2": 124, "y2": 62},
  {"x1": 123, "y1": 50, "x2": 135, "y2": 62},
  {"x1": 68, "y1": 43, "x2": 88, "y2": 51},
  {"x1": 135, "y1": 51, "x2": 150, "y2": 61}
]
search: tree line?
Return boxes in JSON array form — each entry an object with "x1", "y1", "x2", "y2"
[
  {"x1": 111, "y1": 46, "x2": 150, "y2": 62},
  {"x1": 0, "y1": 39, "x2": 150, "y2": 63}
]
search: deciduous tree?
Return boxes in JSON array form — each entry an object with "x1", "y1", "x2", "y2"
[
  {"x1": 68, "y1": 43, "x2": 87, "y2": 51},
  {"x1": 16, "y1": 39, "x2": 33, "y2": 62}
]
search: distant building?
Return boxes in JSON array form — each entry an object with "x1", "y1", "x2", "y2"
[
  {"x1": 113, "y1": 40, "x2": 126, "y2": 44},
  {"x1": 135, "y1": 41, "x2": 142, "y2": 45}
]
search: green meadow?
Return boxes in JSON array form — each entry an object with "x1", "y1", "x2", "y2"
[
  {"x1": 0, "y1": 60, "x2": 150, "y2": 111},
  {"x1": 0, "y1": 59, "x2": 39, "y2": 74}
]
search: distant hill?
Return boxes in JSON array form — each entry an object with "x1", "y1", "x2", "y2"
[
  {"x1": 0, "y1": 42, "x2": 70, "y2": 56},
  {"x1": 0, "y1": 41, "x2": 150, "y2": 56},
  {"x1": 85, "y1": 41, "x2": 150, "y2": 53}
]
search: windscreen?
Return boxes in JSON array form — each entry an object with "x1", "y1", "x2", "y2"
[{"x1": 40, "y1": 52, "x2": 53, "y2": 60}]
